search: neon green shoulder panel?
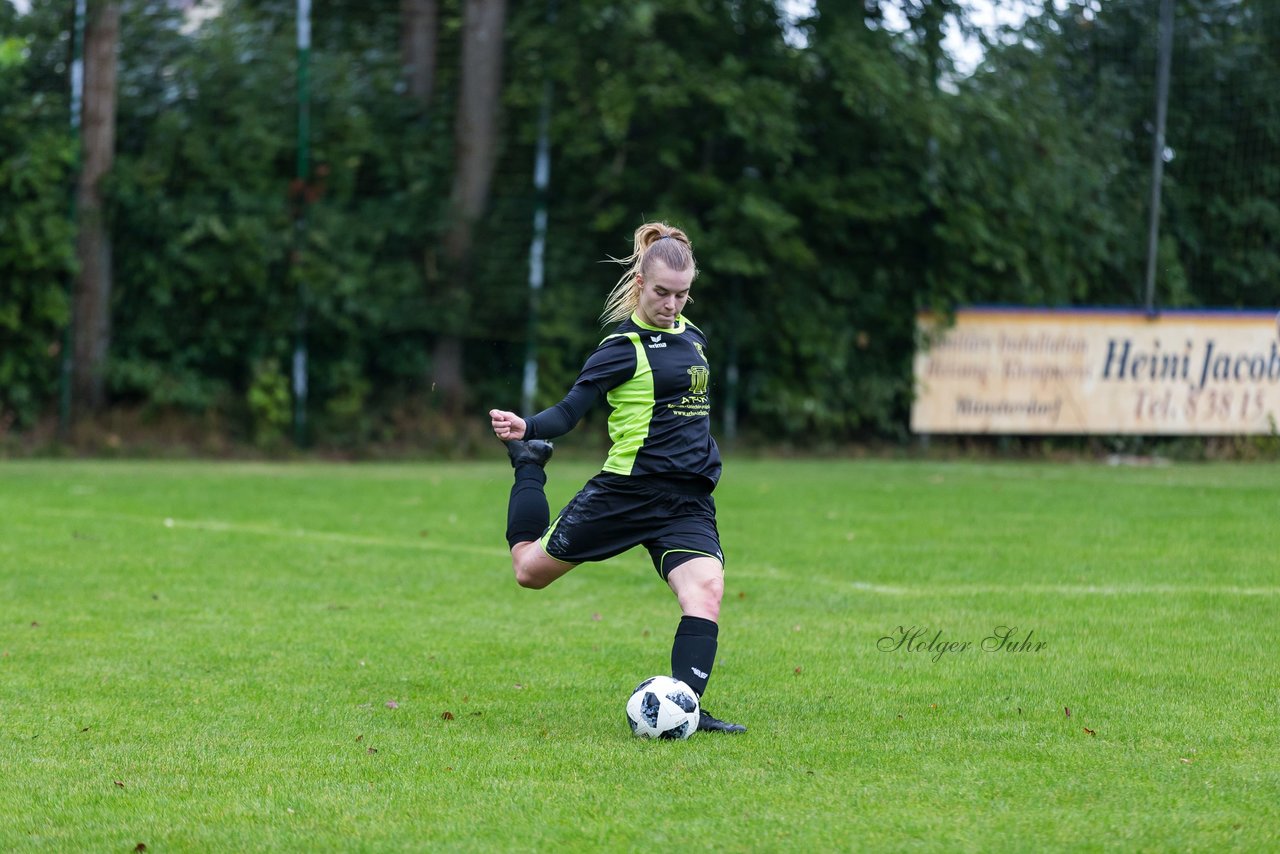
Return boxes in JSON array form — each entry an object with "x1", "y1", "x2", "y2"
[{"x1": 602, "y1": 333, "x2": 654, "y2": 475}]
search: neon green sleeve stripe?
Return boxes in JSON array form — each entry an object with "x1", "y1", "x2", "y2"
[{"x1": 602, "y1": 333, "x2": 654, "y2": 476}]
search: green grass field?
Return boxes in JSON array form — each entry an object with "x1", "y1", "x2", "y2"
[{"x1": 2, "y1": 458, "x2": 1278, "y2": 851}]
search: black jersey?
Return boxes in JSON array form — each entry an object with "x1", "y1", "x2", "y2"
[{"x1": 575, "y1": 312, "x2": 721, "y2": 487}]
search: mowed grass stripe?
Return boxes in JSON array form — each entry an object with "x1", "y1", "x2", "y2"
[
  {"x1": 32, "y1": 507, "x2": 511, "y2": 558},
  {"x1": 26, "y1": 507, "x2": 1280, "y2": 596}
]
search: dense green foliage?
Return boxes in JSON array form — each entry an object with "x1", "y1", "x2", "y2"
[
  {"x1": 3, "y1": 459, "x2": 1279, "y2": 847},
  {"x1": 0, "y1": 5, "x2": 75, "y2": 429},
  {"x1": 2, "y1": 0, "x2": 1277, "y2": 444}
]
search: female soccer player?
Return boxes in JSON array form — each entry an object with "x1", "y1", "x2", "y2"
[{"x1": 489, "y1": 221, "x2": 744, "y2": 733}]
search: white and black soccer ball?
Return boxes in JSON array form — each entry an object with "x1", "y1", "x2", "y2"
[{"x1": 626, "y1": 675, "x2": 700, "y2": 740}]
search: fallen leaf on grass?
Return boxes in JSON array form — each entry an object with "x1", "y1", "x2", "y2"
[
  {"x1": 366, "y1": 747, "x2": 378, "y2": 754},
  {"x1": 30, "y1": 622, "x2": 40, "y2": 628},
  {"x1": 114, "y1": 781, "x2": 126, "y2": 788},
  {"x1": 441, "y1": 711, "x2": 455, "y2": 721},
  {"x1": 356, "y1": 735, "x2": 363, "y2": 742},
  {"x1": 737, "y1": 591, "x2": 746, "y2": 600},
  {"x1": 79, "y1": 727, "x2": 91, "y2": 733},
  {"x1": 1180, "y1": 757, "x2": 1194, "y2": 765},
  {"x1": 1083, "y1": 727, "x2": 1096, "y2": 736},
  {"x1": 793, "y1": 667, "x2": 802, "y2": 675},
  {"x1": 134, "y1": 844, "x2": 147, "y2": 853},
  {"x1": 385, "y1": 701, "x2": 399, "y2": 709},
  {"x1": 591, "y1": 613, "x2": 601, "y2": 621},
  {"x1": 1064, "y1": 707, "x2": 1071, "y2": 718}
]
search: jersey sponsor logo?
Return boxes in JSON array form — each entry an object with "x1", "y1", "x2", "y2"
[
  {"x1": 687, "y1": 365, "x2": 710, "y2": 394},
  {"x1": 670, "y1": 365, "x2": 712, "y2": 417},
  {"x1": 647, "y1": 334, "x2": 667, "y2": 349}
]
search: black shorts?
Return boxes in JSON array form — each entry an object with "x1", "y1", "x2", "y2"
[{"x1": 539, "y1": 473, "x2": 723, "y2": 579}]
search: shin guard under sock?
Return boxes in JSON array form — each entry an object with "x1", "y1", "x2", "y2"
[
  {"x1": 671, "y1": 615, "x2": 719, "y2": 697},
  {"x1": 505, "y1": 465, "x2": 550, "y2": 548}
]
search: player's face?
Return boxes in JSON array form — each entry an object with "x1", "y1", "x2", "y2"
[{"x1": 636, "y1": 260, "x2": 694, "y2": 329}]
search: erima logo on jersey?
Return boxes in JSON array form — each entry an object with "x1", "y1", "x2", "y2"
[{"x1": 648, "y1": 335, "x2": 667, "y2": 349}]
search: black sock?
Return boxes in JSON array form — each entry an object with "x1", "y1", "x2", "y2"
[
  {"x1": 671, "y1": 615, "x2": 718, "y2": 697},
  {"x1": 505, "y1": 464, "x2": 549, "y2": 548}
]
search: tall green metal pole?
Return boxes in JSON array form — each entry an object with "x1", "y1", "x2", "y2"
[
  {"x1": 292, "y1": 0, "x2": 311, "y2": 445},
  {"x1": 60, "y1": 0, "x2": 87, "y2": 438}
]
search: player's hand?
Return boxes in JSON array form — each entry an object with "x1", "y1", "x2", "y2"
[{"x1": 489, "y1": 409, "x2": 527, "y2": 441}]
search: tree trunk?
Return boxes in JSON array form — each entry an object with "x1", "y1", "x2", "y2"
[
  {"x1": 431, "y1": 0, "x2": 507, "y2": 411},
  {"x1": 73, "y1": 0, "x2": 120, "y2": 416},
  {"x1": 400, "y1": 0, "x2": 438, "y2": 106}
]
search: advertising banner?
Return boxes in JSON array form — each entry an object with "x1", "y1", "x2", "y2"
[{"x1": 911, "y1": 308, "x2": 1280, "y2": 435}]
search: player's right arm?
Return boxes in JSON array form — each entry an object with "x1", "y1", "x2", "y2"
[
  {"x1": 490, "y1": 388, "x2": 595, "y2": 442},
  {"x1": 490, "y1": 409, "x2": 527, "y2": 441},
  {"x1": 494, "y1": 334, "x2": 637, "y2": 443}
]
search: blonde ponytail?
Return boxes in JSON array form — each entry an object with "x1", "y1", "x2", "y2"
[{"x1": 600, "y1": 222, "x2": 697, "y2": 325}]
